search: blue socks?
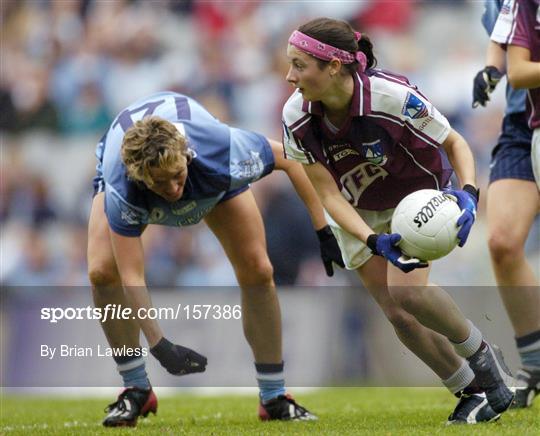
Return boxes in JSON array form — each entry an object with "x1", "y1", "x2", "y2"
[
  {"x1": 516, "y1": 329, "x2": 540, "y2": 372},
  {"x1": 114, "y1": 354, "x2": 150, "y2": 389},
  {"x1": 255, "y1": 362, "x2": 286, "y2": 404}
]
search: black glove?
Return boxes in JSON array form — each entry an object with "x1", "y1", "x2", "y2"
[
  {"x1": 150, "y1": 337, "x2": 207, "y2": 376},
  {"x1": 472, "y1": 66, "x2": 503, "y2": 108},
  {"x1": 317, "y1": 225, "x2": 345, "y2": 276}
]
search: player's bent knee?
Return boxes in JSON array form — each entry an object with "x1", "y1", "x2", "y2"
[
  {"x1": 488, "y1": 232, "x2": 524, "y2": 264},
  {"x1": 389, "y1": 288, "x2": 424, "y2": 316},
  {"x1": 88, "y1": 263, "x2": 120, "y2": 288},
  {"x1": 384, "y1": 307, "x2": 419, "y2": 333},
  {"x1": 236, "y1": 257, "x2": 274, "y2": 287}
]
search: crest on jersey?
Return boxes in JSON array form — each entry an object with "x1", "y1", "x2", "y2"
[
  {"x1": 233, "y1": 151, "x2": 264, "y2": 180},
  {"x1": 149, "y1": 208, "x2": 166, "y2": 223},
  {"x1": 120, "y1": 206, "x2": 143, "y2": 225},
  {"x1": 402, "y1": 92, "x2": 429, "y2": 119},
  {"x1": 361, "y1": 140, "x2": 387, "y2": 166}
]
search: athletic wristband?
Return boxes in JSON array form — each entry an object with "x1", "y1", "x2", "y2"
[
  {"x1": 366, "y1": 234, "x2": 379, "y2": 255},
  {"x1": 462, "y1": 184, "x2": 479, "y2": 202},
  {"x1": 316, "y1": 225, "x2": 334, "y2": 242}
]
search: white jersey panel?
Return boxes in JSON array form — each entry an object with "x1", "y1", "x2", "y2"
[
  {"x1": 282, "y1": 91, "x2": 313, "y2": 164},
  {"x1": 491, "y1": 0, "x2": 518, "y2": 44},
  {"x1": 369, "y1": 74, "x2": 451, "y2": 145}
]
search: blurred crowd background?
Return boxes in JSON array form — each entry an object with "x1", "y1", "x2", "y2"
[{"x1": 1, "y1": 0, "x2": 538, "y2": 289}]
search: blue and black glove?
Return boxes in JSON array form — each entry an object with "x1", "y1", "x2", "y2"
[
  {"x1": 472, "y1": 66, "x2": 503, "y2": 108},
  {"x1": 317, "y1": 225, "x2": 345, "y2": 277},
  {"x1": 366, "y1": 233, "x2": 428, "y2": 273},
  {"x1": 443, "y1": 184, "x2": 479, "y2": 247},
  {"x1": 150, "y1": 337, "x2": 207, "y2": 376}
]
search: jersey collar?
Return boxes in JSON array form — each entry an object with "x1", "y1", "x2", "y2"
[{"x1": 301, "y1": 71, "x2": 371, "y2": 117}]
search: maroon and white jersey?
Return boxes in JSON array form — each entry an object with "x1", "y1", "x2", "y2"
[
  {"x1": 282, "y1": 71, "x2": 453, "y2": 210},
  {"x1": 492, "y1": 0, "x2": 540, "y2": 129}
]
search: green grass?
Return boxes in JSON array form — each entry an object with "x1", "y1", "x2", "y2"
[{"x1": 1, "y1": 388, "x2": 538, "y2": 435}]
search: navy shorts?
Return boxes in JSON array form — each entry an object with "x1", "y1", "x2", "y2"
[
  {"x1": 489, "y1": 112, "x2": 535, "y2": 184},
  {"x1": 218, "y1": 185, "x2": 250, "y2": 203}
]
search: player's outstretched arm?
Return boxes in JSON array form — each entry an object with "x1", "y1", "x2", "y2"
[
  {"x1": 484, "y1": 40, "x2": 507, "y2": 73},
  {"x1": 507, "y1": 45, "x2": 540, "y2": 89},
  {"x1": 269, "y1": 138, "x2": 344, "y2": 275},
  {"x1": 441, "y1": 130, "x2": 479, "y2": 247},
  {"x1": 268, "y1": 139, "x2": 327, "y2": 230},
  {"x1": 109, "y1": 231, "x2": 164, "y2": 347},
  {"x1": 441, "y1": 129, "x2": 477, "y2": 190},
  {"x1": 109, "y1": 230, "x2": 208, "y2": 375},
  {"x1": 303, "y1": 161, "x2": 374, "y2": 243},
  {"x1": 472, "y1": 41, "x2": 505, "y2": 108},
  {"x1": 303, "y1": 162, "x2": 426, "y2": 273}
]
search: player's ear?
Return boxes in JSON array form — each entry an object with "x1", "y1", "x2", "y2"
[
  {"x1": 185, "y1": 149, "x2": 193, "y2": 165},
  {"x1": 328, "y1": 58, "x2": 342, "y2": 77}
]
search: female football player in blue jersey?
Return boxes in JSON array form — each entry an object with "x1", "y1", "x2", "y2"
[
  {"x1": 473, "y1": 0, "x2": 540, "y2": 409},
  {"x1": 282, "y1": 17, "x2": 515, "y2": 425},
  {"x1": 88, "y1": 91, "x2": 344, "y2": 426}
]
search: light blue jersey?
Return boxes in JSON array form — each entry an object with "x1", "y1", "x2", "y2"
[
  {"x1": 483, "y1": 0, "x2": 527, "y2": 115},
  {"x1": 94, "y1": 92, "x2": 274, "y2": 236}
]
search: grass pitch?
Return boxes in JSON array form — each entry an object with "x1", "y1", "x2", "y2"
[{"x1": 1, "y1": 388, "x2": 538, "y2": 435}]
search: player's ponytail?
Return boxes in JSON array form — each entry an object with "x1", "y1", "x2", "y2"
[{"x1": 357, "y1": 35, "x2": 377, "y2": 70}]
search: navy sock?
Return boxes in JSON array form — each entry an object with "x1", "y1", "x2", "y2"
[{"x1": 255, "y1": 362, "x2": 286, "y2": 404}]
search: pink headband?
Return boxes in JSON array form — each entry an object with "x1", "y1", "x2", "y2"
[{"x1": 288, "y1": 30, "x2": 367, "y2": 72}]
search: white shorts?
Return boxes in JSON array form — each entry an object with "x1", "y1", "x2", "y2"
[
  {"x1": 532, "y1": 127, "x2": 540, "y2": 190},
  {"x1": 325, "y1": 208, "x2": 395, "y2": 270}
]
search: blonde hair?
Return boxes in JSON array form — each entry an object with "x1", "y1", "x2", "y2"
[{"x1": 121, "y1": 116, "x2": 190, "y2": 187}]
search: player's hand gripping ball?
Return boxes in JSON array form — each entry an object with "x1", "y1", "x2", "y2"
[
  {"x1": 391, "y1": 189, "x2": 464, "y2": 261},
  {"x1": 442, "y1": 185, "x2": 478, "y2": 247},
  {"x1": 367, "y1": 233, "x2": 429, "y2": 273}
]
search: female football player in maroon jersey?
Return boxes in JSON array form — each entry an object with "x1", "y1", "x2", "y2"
[{"x1": 282, "y1": 17, "x2": 515, "y2": 424}]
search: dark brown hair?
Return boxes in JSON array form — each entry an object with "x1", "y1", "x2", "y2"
[{"x1": 298, "y1": 17, "x2": 377, "y2": 74}]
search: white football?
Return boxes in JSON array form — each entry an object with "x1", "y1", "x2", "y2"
[{"x1": 391, "y1": 189, "x2": 461, "y2": 261}]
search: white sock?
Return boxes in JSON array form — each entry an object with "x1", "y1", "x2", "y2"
[
  {"x1": 442, "y1": 359, "x2": 475, "y2": 394},
  {"x1": 452, "y1": 320, "x2": 484, "y2": 358}
]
